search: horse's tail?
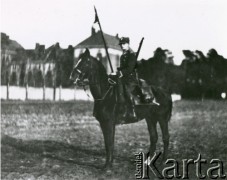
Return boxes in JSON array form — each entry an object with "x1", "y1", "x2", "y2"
[{"x1": 151, "y1": 85, "x2": 172, "y2": 122}]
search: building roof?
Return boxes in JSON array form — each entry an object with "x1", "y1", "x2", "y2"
[
  {"x1": 25, "y1": 49, "x2": 36, "y2": 59},
  {"x1": 75, "y1": 31, "x2": 122, "y2": 51},
  {"x1": 26, "y1": 43, "x2": 53, "y2": 61},
  {"x1": 1, "y1": 32, "x2": 24, "y2": 51}
]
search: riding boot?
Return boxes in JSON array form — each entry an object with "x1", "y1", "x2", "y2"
[
  {"x1": 130, "y1": 105, "x2": 137, "y2": 120},
  {"x1": 145, "y1": 97, "x2": 160, "y2": 106},
  {"x1": 144, "y1": 90, "x2": 160, "y2": 105},
  {"x1": 134, "y1": 86, "x2": 158, "y2": 104},
  {"x1": 123, "y1": 97, "x2": 137, "y2": 121},
  {"x1": 133, "y1": 86, "x2": 146, "y2": 103},
  {"x1": 122, "y1": 105, "x2": 137, "y2": 121}
]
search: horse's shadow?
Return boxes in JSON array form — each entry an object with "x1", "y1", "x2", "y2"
[
  {"x1": 2, "y1": 134, "x2": 134, "y2": 170},
  {"x1": 1, "y1": 134, "x2": 108, "y2": 169}
]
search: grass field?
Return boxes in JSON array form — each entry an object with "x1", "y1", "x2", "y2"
[{"x1": 1, "y1": 100, "x2": 227, "y2": 179}]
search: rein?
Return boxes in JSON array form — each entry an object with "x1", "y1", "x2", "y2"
[
  {"x1": 81, "y1": 83, "x2": 114, "y2": 101},
  {"x1": 82, "y1": 85, "x2": 91, "y2": 99},
  {"x1": 93, "y1": 86, "x2": 113, "y2": 101}
]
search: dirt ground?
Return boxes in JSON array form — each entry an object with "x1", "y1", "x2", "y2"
[{"x1": 1, "y1": 100, "x2": 227, "y2": 179}]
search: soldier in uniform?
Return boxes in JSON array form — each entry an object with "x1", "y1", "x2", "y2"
[
  {"x1": 117, "y1": 37, "x2": 138, "y2": 120},
  {"x1": 114, "y1": 37, "x2": 158, "y2": 121},
  {"x1": 108, "y1": 37, "x2": 144, "y2": 120}
]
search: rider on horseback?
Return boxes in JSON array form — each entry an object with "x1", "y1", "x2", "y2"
[{"x1": 112, "y1": 37, "x2": 158, "y2": 121}]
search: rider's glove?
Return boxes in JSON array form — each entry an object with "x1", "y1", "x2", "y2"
[
  {"x1": 110, "y1": 72, "x2": 117, "y2": 76},
  {"x1": 109, "y1": 71, "x2": 123, "y2": 78},
  {"x1": 117, "y1": 71, "x2": 123, "y2": 78}
]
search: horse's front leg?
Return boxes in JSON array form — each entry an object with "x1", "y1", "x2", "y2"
[{"x1": 99, "y1": 119, "x2": 115, "y2": 169}]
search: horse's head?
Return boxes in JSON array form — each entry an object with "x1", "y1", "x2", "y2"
[{"x1": 69, "y1": 48, "x2": 92, "y2": 86}]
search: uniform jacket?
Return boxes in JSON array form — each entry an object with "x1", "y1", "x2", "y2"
[{"x1": 118, "y1": 49, "x2": 138, "y2": 84}]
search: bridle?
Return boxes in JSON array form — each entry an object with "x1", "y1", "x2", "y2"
[
  {"x1": 70, "y1": 57, "x2": 114, "y2": 101},
  {"x1": 70, "y1": 58, "x2": 90, "y2": 86}
]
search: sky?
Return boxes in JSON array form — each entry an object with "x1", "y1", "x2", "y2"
[{"x1": 1, "y1": 0, "x2": 227, "y2": 65}]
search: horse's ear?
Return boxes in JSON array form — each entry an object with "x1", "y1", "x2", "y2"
[{"x1": 84, "y1": 48, "x2": 90, "y2": 56}]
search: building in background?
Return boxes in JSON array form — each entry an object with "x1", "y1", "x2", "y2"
[
  {"x1": 1, "y1": 33, "x2": 74, "y2": 88},
  {"x1": 1, "y1": 32, "x2": 26, "y2": 86},
  {"x1": 1, "y1": 32, "x2": 227, "y2": 100},
  {"x1": 74, "y1": 27, "x2": 123, "y2": 73}
]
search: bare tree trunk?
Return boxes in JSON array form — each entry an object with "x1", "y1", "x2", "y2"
[
  {"x1": 53, "y1": 85, "x2": 56, "y2": 101},
  {"x1": 52, "y1": 62, "x2": 57, "y2": 101},
  {"x1": 42, "y1": 63, "x2": 46, "y2": 101},
  {"x1": 59, "y1": 85, "x2": 62, "y2": 101},
  {"x1": 43, "y1": 84, "x2": 46, "y2": 100},
  {"x1": 16, "y1": 71, "x2": 20, "y2": 86},
  {"x1": 74, "y1": 86, "x2": 77, "y2": 100},
  {"x1": 6, "y1": 70, "x2": 10, "y2": 100},
  {"x1": 6, "y1": 82, "x2": 9, "y2": 100},
  {"x1": 53, "y1": 78, "x2": 56, "y2": 101},
  {"x1": 43, "y1": 73, "x2": 46, "y2": 100},
  {"x1": 25, "y1": 83, "x2": 28, "y2": 100},
  {"x1": 59, "y1": 65, "x2": 63, "y2": 101}
]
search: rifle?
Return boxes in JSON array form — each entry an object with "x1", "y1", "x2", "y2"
[
  {"x1": 136, "y1": 37, "x2": 144, "y2": 60},
  {"x1": 135, "y1": 38, "x2": 144, "y2": 82}
]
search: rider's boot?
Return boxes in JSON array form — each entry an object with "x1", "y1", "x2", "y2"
[
  {"x1": 145, "y1": 97, "x2": 160, "y2": 106},
  {"x1": 133, "y1": 86, "x2": 146, "y2": 103},
  {"x1": 145, "y1": 89, "x2": 160, "y2": 105},
  {"x1": 123, "y1": 105, "x2": 137, "y2": 121},
  {"x1": 133, "y1": 86, "x2": 160, "y2": 105},
  {"x1": 123, "y1": 96, "x2": 137, "y2": 121}
]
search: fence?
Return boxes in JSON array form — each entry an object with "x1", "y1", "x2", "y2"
[
  {"x1": 1, "y1": 86, "x2": 91, "y2": 101},
  {"x1": 1, "y1": 85, "x2": 182, "y2": 102}
]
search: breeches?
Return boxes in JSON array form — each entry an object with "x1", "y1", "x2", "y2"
[
  {"x1": 118, "y1": 83, "x2": 137, "y2": 103},
  {"x1": 124, "y1": 84, "x2": 137, "y2": 98}
]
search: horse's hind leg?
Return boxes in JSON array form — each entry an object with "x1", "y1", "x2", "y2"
[
  {"x1": 159, "y1": 118, "x2": 170, "y2": 161},
  {"x1": 145, "y1": 118, "x2": 158, "y2": 156}
]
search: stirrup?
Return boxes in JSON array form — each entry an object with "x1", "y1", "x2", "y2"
[
  {"x1": 152, "y1": 98, "x2": 160, "y2": 106},
  {"x1": 108, "y1": 78, "x2": 117, "y2": 85},
  {"x1": 144, "y1": 97, "x2": 160, "y2": 106}
]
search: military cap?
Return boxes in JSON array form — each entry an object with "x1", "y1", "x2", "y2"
[{"x1": 119, "y1": 37, "x2": 130, "y2": 45}]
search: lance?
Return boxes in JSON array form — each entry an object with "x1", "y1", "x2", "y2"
[{"x1": 94, "y1": 6, "x2": 114, "y2": 73}]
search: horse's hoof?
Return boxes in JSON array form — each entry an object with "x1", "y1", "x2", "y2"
[
  {"x1": 102, "y1": 164, "x2": 113, "y2": 175},
  {"x1": 161, "y1": 157, "x2": 167, "y2": 165},
  {"x1": 105, "y1": 168, "x2": 112, "y2": 175}
]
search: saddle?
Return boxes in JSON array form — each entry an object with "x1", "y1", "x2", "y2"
[
  {"x1": 108, "y1": 75, "x2": 159, "y2": 106},
  {"x1": 133, "y1": 80, "x2": 156, "y2": 105},
  {"x1": 106, "y1": 76, "x2": 160, "y2": 124}
]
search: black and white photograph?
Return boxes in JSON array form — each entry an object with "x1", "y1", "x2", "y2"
[{"x1": 1, "y1": 0, "x2": 227, "y2": 179}]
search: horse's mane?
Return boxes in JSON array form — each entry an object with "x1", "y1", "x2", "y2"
[{"x1": 90, "y1": 56, "x2": 108, "y2": 84}]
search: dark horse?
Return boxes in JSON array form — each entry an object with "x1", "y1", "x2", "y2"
[{"x1": 70, "y1": 49, "x2": 172, "y2": 169}]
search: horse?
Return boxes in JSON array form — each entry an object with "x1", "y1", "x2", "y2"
[{"x1": 70, "y1": 48, "x2": 172, "y2": 169}]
